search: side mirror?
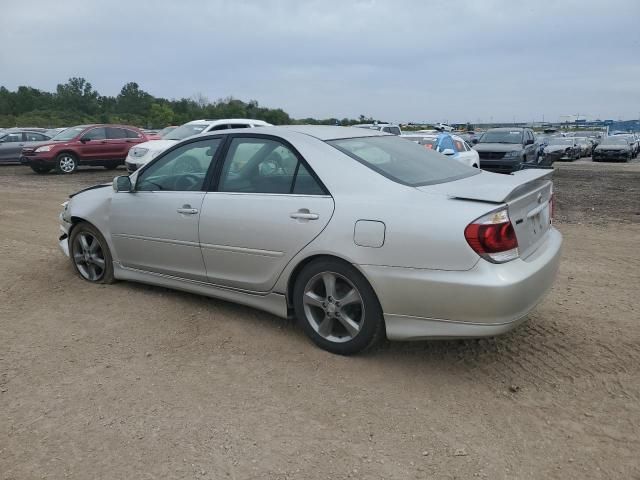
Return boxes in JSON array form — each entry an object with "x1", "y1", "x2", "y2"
[
  {"x1": 441, "y1": 148, "x2": 455, "y2": 156},
  {"x1": 80, "y1": 136, "x2": 91, "y2": 143},
  {"x1": 471, "y1": 138, "x2": 479, "y2": 145},
  {"x1": 525, "y1": 139, "x2": 534, "y2": 145},
  {"x1": 113, "y1": 175, "x2": 132, "y2": 192}
]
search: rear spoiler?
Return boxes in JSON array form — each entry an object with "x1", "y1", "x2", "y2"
[{"x1": 420, "y1": 168, "x2": 554, "y2": 204}]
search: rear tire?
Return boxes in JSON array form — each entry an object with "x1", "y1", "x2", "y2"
[
  {"x1": 293, "y1": 258, "x2": 384, "y2": 355},
  {"x1": 69, "y1": 222, "x2": 115, "y2": 284},
  {"x1": 56, "y1": 153, "x2": 77, "y2": 174}
]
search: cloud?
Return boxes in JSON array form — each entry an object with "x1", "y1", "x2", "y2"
[{"x1": 1, "y1": 0, "x2": 639, "y2": 122}]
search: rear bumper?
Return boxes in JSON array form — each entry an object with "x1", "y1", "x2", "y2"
[{"x1": 360, "y1": 228, "x2": 562, "y2": 341}]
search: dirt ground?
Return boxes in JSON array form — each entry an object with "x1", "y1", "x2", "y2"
[{"x1": 1, "y1": 160, "x2": 639, "y2": 480}]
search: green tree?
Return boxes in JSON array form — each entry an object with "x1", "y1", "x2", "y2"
[{"x1": 148, "y1": 103, "x2": 175, "y2": 128}]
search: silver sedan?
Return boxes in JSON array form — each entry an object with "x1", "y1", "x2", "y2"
[{"x1": 58, "y1": 126, "x2": 562, "y2": 355}]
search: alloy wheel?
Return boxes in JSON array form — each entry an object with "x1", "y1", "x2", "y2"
[
  {"x1": 59, "y1": 155, "x2": 76, "y2": 173},
  {"x1": 72, "y1": 232, "x2": 106, "y2": 281},
  {"x1": 302, "y1": 271, "x2": 365, "y2": 343}
]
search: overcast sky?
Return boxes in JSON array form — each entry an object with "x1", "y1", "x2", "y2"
[{"x1": 1, "y1": 0, "x2": 639, "y2": 123}]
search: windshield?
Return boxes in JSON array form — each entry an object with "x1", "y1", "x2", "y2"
[
  {"x1": 157, "y1": 126, "x2": 177, "y2": 138},
  {"x1": 479, "y1": 130, "x2": 523, "y2": 144},
  {"x1": 165, "y1": 124, "x2": 209, "y2": 140},
  {"x1": 601, "y1": 137, "x2": 629, "y2": 145},
  {"x1": 548, "y1": 138, "x2": 573, "y2": 145},
  {"x1": 327, "y1": 136, "x2": 478, "y2": 187},
  {"x1": 52, "y1": 126, "x2": 85, "y2": 141}
]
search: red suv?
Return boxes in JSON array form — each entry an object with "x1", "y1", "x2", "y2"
[{"x1": 20, "y1": 124, "x2": 149, "y2": 174}]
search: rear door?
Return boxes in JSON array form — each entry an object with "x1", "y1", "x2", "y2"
[
  {"x1": 199, "y1": 135, "x2": 334, "y2": 292},
  {"x1": 106, "y1": 127, "x2": 129, "y2": 160}
]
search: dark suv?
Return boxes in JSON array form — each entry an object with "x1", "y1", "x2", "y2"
[
  {"x1": 472, "y1": 127, "x2": 539, "y2": 174},
  {"x1": 20, "y1": 124, "x2": 149, "y2": 174}
]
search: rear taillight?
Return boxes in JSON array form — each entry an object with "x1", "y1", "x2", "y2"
[{"x1": 464, "y1": 208, "x2": 519, "y2": 263}]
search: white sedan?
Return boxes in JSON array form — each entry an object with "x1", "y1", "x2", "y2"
[{"x1": 125, "y1": 118, "x2": 272, "y2": 172}]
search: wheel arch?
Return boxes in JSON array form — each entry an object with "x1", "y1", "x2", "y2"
[{"x1": 285, "y1": 253, "x2": 381, "y2": 311}]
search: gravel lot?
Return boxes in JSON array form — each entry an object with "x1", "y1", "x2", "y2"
[{"x1": 1, "y1": 160, "x2": 639, "y2": 479}]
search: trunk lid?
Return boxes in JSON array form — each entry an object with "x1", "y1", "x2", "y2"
[{"x1": 419, "y1": 169, "x2": 553, "y2": 259}]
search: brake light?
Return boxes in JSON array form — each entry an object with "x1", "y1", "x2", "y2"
[{"x1": 464, "y1": 208, "x2": 519, "y2": 263}]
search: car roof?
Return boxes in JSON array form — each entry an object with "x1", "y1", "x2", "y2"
[
  {"x1": 487, "y1": 127, "x2": 526, "y2": 131},
  {"x1": 185, "y1": 118, "x2": 271, "y2": 126},
  {"x1": 196, "y1": 125, "x2": 388, "y2": 141}
]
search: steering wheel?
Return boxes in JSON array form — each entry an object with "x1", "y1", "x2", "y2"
[{"x1": 174, "y1": 174, "x2": 200, "y2": 191}]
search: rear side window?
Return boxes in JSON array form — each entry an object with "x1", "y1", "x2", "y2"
[
  {"x1": 218, "y1": 138, "x2": 325, "y2": 195},
  {"x1": 2, "y1": 133, "x2": 23, "y2": 142},
  {"x1": 126, "y1": 129, "x2": 142, "y2": 139},
  {"x1": 328, "y1": 136, "x2": 478, "y2": 187},
  {"x1": 107, "y1": 127, "x2": 127, "y2": 139}
]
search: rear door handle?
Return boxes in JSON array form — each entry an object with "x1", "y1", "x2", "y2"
[
  {"x1": 177, "y1": 205, "x2": 199, "y2": 215},
  {"x1": 290, "y1": 210, "x2": 319, "y2": 220}
]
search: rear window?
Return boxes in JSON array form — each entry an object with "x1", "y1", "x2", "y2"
[{"x1": 327, "y1": 136, "x2": 479, "y2": 187}]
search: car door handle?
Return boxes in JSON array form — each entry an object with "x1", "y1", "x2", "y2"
[
  {"x1": 177, "y1": 205, "x2": 199, "y2": 215},
  {"x1": 290, "y1": 210, "x2": 319, "y2": 220}
]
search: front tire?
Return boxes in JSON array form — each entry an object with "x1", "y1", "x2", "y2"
[
  {"x1": 69, "y1": 222, "x2": 114, "y2": 284},
  {"x1": 30, "y1": 166, "x2": 52, "y2": 174},
  {"x1": 293, "y1": 258, "x2": 384, "y2": 355},
  {"x1": 56, "y1": 153, "x2": 78, "y2": 174}
]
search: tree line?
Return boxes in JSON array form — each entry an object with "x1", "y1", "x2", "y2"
[{"x1": 0, "y1": 77, "x2": 380, "y2": 129}]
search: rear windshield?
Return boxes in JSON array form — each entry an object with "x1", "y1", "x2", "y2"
[{"x1": 327, "y1": 136, "x2": 479, "y2": 187}]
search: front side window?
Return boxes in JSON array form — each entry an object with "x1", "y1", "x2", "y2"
[
  {"x1": 454, "y1": 139, "x2": 466, "y2": 152},
  {"x1": 25, "y1": 132, "x2": 48, "y2": 141},
  {"x1": 83, "y1": 127, "x2": 106, "y2": 140},
  {"x1": 328, "y1": 135, "x2": 478, "y2": 187},
  {"x1": 218, "y1": 137, "x2": 324, "y2": 195},
  {"x1": 136, "y1": 138, "x2": 222, "y2": 192},
  {"x1": 388, "y1": 127, "x2": 401, "y2": 135}
]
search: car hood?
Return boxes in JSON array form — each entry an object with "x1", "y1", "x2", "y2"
[
  {"x1": 473, "y1": 143, "x2": 523, "y2": 153},
  {"x1": 419, "y1": 168, "x2": 553, "y2": 203},
  {"x1": 22, "y1": 140, "x2": 76, "y2": 151},
  {"x1": 69, "y1": 183, "x2": 111, "y2": 198}
]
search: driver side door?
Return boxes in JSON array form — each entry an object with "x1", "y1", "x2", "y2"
[{"x1": 109, "y1": 137, "x2": 224, "y2": 281}]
